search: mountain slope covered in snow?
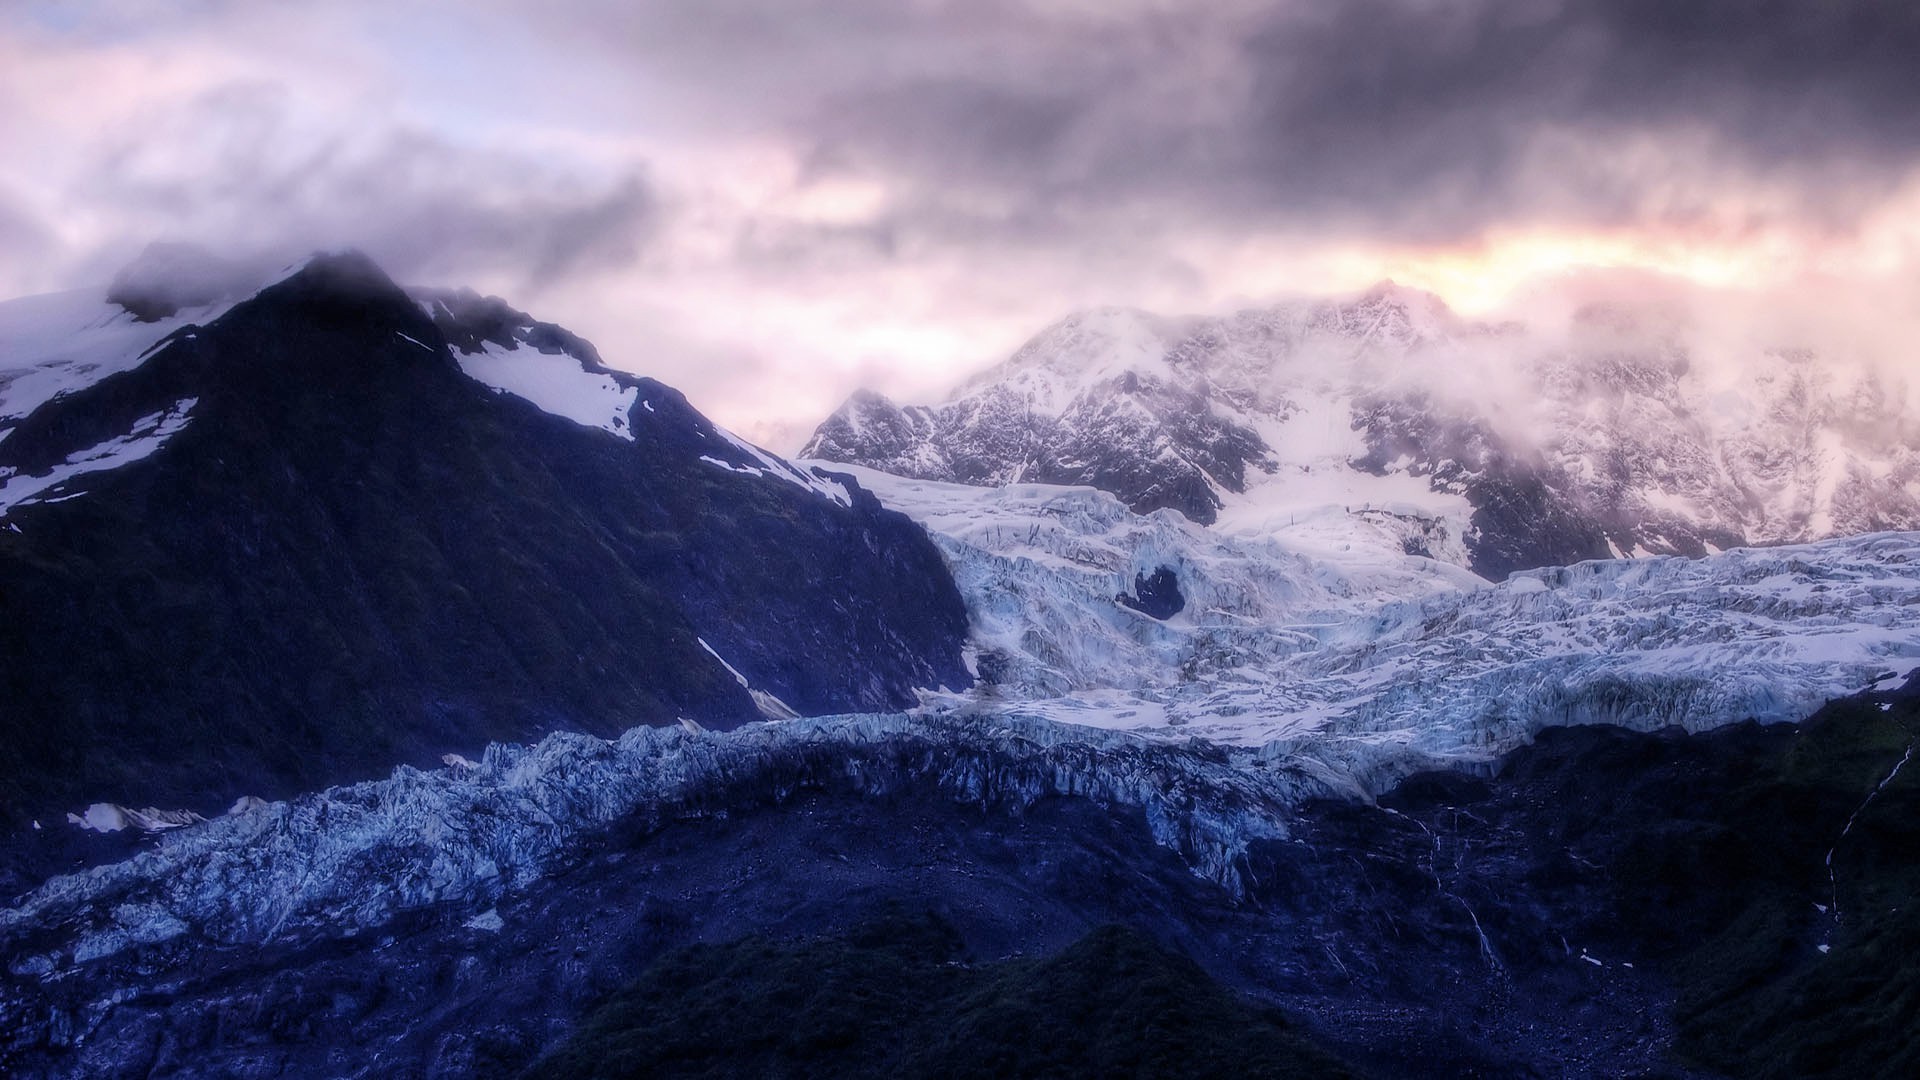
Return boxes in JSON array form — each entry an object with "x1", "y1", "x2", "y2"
[
  {"x1": 3, "y1": 257, "x2": 1920, "y2": 1079},
  {"x1": 805, "y1": 284, "x2": 1920, "y2": 579}
]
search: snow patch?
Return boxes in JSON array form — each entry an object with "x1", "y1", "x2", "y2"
[
  {"x1": 0, "y1": 397, "x2": 199, "y2": 516},
  {"x1": 0, "y1": 289, "x2": 228, "y2": 425},
  {"x1": 456, "y1": 341, "x2": 637, "y2": 441},
  {"x1": 698, "y1": 637, "x2": 801, "y2": 721}
]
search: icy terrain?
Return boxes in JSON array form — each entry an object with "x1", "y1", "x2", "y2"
[
  {"x1": 0, "y1": 714, "x2": 1304, "y2": 970},
  {"x1": 15, "y1": 473, "x2": 1910, "y2": 974},
  {"x1": 828, "y1": 464, "x2": 1920, "y2": 787}
]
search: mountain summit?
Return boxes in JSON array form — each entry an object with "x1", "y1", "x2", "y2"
[
  {"x1": 0, "y1": 250, "x2": 970, "y2": 828},
  {"x1": 804, "y1": 286, "x2": 1920, "y2": 579}
]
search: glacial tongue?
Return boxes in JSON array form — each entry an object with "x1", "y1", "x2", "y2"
[{"x1": 0, "y1": 714, "x2": 1306, "y2": 974}]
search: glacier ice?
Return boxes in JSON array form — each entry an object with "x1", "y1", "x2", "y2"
[
  {"x1": 841, "y1": 465, "x2": 1920, "y2": 791},
  {"x1": 1, "y1": 715, "x2": 1310, "y2": 970}
]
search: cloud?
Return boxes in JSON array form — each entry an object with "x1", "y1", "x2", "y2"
[
  {"x1": 767, "y1": 0, "x2": 1920, "y2": 246},
  {"x1": 5, "y1": 1, "x2": 1920, "y2": 435},
  {"x1": 63, "y1": 81, "x2": 655, "y2": 293}
]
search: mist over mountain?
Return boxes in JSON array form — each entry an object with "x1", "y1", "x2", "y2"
[{"x1": 805, "y1": 280, "x2": 1920, "y2": 579}]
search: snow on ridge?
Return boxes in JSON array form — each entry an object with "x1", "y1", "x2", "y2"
[
  {"x1": 716, "y1": 426, "x2": 854, "y2": 506},
  {"x1": 0, "y1": 290, "x2": 226, "y2": 426},
  {"x1": 697, "y1": 636, "x2": 801, "y2": 720},
  {"x1": 456, "y1": 340, "x2": 638, "y2": 440},
  {"x1": 0, "y1": 397, "x2": 199, "y2": 517}
]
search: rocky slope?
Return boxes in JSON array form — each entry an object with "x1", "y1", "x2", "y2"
[
  {"x1": 0, "y1": 250, "x2": 970, "y2": 832},
  {"x1": 805, "y1": 284, "x2": 1920, "y2": 579}
]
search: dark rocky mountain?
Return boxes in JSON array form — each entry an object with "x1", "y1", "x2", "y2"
[
  {"x1": 803, "y1": 285, "x2": 1920, "y2": 579},
  {"x1": 0, "y1": 252, "x2": 969, "y2": 831}
]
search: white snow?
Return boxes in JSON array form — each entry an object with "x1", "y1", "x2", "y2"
[
  {"x1": 698, "y1": 637, "x2": 800, "y2": 720},
  {"x1": 717, "y1": 427, "x2": 854, "y2": 506},
  {"x1": 0, "y1": 289, "x2": 230, "y2": 425},
  {"x1": 65, "y1": 803, "x2": 206, "y2": 833},
  {"x1": 0, "y1": 397, "x2": 199, "y2": 516},
  {"x1": 395, "y1": 331, "x2": 435, "y2": 354},
  {"x1": 825, "y1": 463, "x2": 1920, "y2": 797},
  {"x1": 700, "y1": 454, "x2": 759, "y2": 475},
  {"x1": 456, "y1": 341, "x2": 637, "y2": 440},
  {"x1": 464, "y1": 908, "x2": 505, "y2": 932}
]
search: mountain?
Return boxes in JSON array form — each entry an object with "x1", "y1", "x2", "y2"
[
  {"x1": 0, "y1": 249, "x2": 970, "y2": 832},
  {"x1": 803, "y1": 283, "x2": 1920, "y2": 579},
  {"x1": 5, "y1": 251, "x2": 1919, "y2": 1078}
]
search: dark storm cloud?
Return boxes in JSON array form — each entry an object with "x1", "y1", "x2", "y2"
[
  {"x1": 73, "y1": 81, "x2": 655, "y2": 291},
  {"x1": 1232, "y1": 0, "x2": 1920, "y2": 232},
  {"x1": 771, "y1": 0, "x2": 1920, "y2": 243}
]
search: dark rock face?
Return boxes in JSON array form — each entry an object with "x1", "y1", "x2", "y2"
[
  {"x1": 0, "y1": 252, "x2": 970, "y2": 828},
  {"x1": 1117, "y1": 566, "x2": 1184, "y2": 619},
  {"x1": 803, "y1": 381, "x2": 1269, "y2": 526},
  {"x1": 6, "y1": 688, "x2": 1912, "y2": 1078},
  {"x1": 533, "y1": 919, "x2": 1356, "y2": 1079}
]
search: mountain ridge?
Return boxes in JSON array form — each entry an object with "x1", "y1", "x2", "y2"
[
  {"x1": 804, "y1": 284, "x2": 1920, "y2": 579},
  {"x1": 0, "y1": 250, "x2": 970, "y2": 830}
]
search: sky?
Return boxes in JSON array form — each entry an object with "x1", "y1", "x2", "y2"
[{"x1": 5, "y1": 0, "x2": 1920, "y2": 447}]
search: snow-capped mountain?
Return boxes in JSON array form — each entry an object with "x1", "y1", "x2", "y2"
[
  {"x1": 0, "y1": 247, "x2": 970, "y2": 833},
  {"x1": 805, "y1": 283, "x2": 1920, "y2": 579},
  {"x1": 4, "y1": 254, "x2": 1919, "y2": 1079}
]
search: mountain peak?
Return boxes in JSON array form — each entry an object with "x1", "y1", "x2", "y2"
[{"x1": 1337, "y1": 280, "x2": 1457, "y2": 342}]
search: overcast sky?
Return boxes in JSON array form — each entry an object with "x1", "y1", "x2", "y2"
[{"x1": 5, "y1": 0, "x2": 1920, "y2": 446}]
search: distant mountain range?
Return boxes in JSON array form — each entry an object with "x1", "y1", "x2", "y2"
[{"x1": 805, "y1": 283, "x2": 1920, "y2": 579}]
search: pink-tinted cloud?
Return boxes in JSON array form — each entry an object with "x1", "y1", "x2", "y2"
[{"x1": 4, "y1": 1, "x2": 1919, "y2": 439}]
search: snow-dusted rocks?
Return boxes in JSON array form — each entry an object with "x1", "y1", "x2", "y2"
[
  {"x1": 0, "y1": 396, "x2": 197, "y2": 515},
  {"x1": 806, "y1": 282, "x2": 1920, "y2": 579}
]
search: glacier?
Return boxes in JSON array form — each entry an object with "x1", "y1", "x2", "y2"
[
  {"x1": 0, "y1": 714, "x2": 1308, "y2": 973},
  {"x1": 8, "y1": 463, "x2": 1917, "y2": 977},
  {"x1": 850, "y1": 464, "x2": 1920, "y2": 782}
]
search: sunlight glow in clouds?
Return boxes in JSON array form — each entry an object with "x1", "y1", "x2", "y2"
[{"x1": 5, "y1": 1, "x2": 1920, "y2": 442}]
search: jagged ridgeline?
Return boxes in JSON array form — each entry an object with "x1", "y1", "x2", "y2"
[
  {"x1": 804, "y1": 288, "x2": 1920, "y2": 581},
  {"x1": 0, "y1": 250, "x2": 971, "y2": 827}
]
